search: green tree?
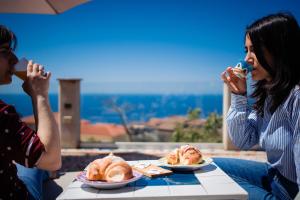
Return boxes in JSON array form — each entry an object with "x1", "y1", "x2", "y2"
[
  {"x1": 172, "y1": 124, "x2": 185, "y2": 142},
  {"x1": 196, "y1": 112, "x2": 222, "y2": 142},
  {"x1": 187, "y1": 108, "x2": 201, "y2": 120},
  {"x1": 171, "y1": 108, "x2": 222, "y2": 143}
]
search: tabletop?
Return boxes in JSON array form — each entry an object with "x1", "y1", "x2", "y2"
[{"x1": 57, "y1": 159, "x2": 248, "y2": 200}]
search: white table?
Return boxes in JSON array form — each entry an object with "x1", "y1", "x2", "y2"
[{"x1": 57, "y1": 160, "x2": 248, "y2": 200}]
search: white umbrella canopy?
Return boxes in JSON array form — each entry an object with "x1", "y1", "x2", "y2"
[{"x1": 0, "y1": 0, "x2": 90, "y2": 14}]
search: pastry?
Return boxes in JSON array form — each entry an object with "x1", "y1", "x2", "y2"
[
  {"x1": 166, "y1": 148, "x2": 180, "y2": 165},
  {"x1": 86, "y1": 153, "x2": 133, "y2": 182},
  {"x1": 179, "y1": 145, "x2": 202, "y2": 165},
  {"x1": 166, "y1": 145, "x2": 202, "y2": 165}
]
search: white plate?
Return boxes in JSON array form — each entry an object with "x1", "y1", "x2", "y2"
[
  {"x1": 76, "y1": 170, "x2": 143, "y2": 189},
  {"x1": 159, "y1": 157, "x2": 213, "y2": 171}
]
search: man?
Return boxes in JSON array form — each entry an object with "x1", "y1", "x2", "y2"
[{"x1": 0, "y1": 25, "x2": 61, "y2": 199}]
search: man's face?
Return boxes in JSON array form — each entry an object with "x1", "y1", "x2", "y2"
[{"x1": 0, "y1": 43, "x2": 18, "y2": 84}]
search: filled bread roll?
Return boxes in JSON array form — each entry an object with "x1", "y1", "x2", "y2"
[
  {"x1": 165, "y1": 145, "x2": 202, "y2": 165},
  {"x1": 179, "y1": 145, "x2": 202, "y2": 165},
  {"x1": 166, "y1": 148, "x2": 179, "y2": 165},
  {"x1": 86, "y1": 154, "x2": 133, "y2": 182}
]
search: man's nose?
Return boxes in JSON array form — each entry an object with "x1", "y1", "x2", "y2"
[{"x1": 9, "y1": 52, "x2": 18, "y2": 67}]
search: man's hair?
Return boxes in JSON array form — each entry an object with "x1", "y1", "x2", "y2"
[
  {"x1": 0, "y1": 25, "x2": 17, "y2": 50},
  {"x1": 246, "y1": 12, "x2": 300, "y2": 116}
]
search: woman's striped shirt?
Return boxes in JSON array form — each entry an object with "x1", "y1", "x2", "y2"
[{"x1": 227, "y1": 85, "x2": 300, "y2": 188}]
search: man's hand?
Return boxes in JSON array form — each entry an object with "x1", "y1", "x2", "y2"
[{"x1": 22, "y1": 60, "x2": 50, "y2": 98}]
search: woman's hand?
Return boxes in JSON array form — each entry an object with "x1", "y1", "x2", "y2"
[
  {"x1": 22, "y1": 60, "x2": 51, "y2": 98},
  {"x1": 221, "y1": 67, "x2": 247, "y2": 95}
]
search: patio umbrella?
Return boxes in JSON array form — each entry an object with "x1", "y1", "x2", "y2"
[{"x1": 0, "y1": 0, "x2": 90, "y2": 14}]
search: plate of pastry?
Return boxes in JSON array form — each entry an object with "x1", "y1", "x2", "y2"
[
  {"x1": 76, "y1": 153, "x2": 143, "y2": 189},
  {"x1": 159, "y1": 144, "x2": 213, "y2": 171}
]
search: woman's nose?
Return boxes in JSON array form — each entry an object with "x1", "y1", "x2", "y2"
[{"x1": 244, "y1": 53, "x2": 253, "y2": 65}]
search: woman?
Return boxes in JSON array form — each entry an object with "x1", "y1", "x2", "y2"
[
  {"x1": 217, "y1": 13, "x2": 300, "y2": 200},
  {"x1": 0, "y1": 25, "x2": 61, "y2": 199}
]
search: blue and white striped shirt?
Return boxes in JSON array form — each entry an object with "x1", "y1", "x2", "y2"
[{"x1": 227, "y1": 85, "x2": 300, "y2": 188}]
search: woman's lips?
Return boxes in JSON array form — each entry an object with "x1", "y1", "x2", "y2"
[{"x1": 251, "y1": 69, "x2": 258, "y2": 76}]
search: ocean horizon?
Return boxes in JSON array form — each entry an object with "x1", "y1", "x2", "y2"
[{"x1": 0, "y1": 93, "x2": 223, "y2": 124}]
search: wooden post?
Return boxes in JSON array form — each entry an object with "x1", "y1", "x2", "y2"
[
  {"x1": 58, "y1": 78, "x2": 81, "y2": 148},
  {"x1": 222, "y1": 83, "x2": 238, "y2": 150}
]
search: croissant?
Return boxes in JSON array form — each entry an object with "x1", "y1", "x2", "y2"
[
  {"x1": 166, "y1": 145, "x2": 202, "y2": 165},
  {"x1": 86, "y1": 162, "x2": 103, "y2": 181},
  {"x1": 86, "y1": 154, "x2": 133, "y2": 182},
  {"x1": 104, "y1": 161, "x2": 133, "y2": 182}
]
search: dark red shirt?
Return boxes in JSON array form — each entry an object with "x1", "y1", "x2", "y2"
[{"x1": 0, "y1": 100, "x2": 45, "y2": 199}]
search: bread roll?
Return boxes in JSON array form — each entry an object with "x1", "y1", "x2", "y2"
[
  {"x1": 86, "y1": 154, "x2": 133, "y2": 182},
  {"x1": 165, "y1": 145, "x2": 202, "y2": 165},
  {"x1": 166, "y1": 148, "x2": 179, "y2": 165},
  {"x1": 179, "y1": 145, "x2": 202, "y2": 165}
]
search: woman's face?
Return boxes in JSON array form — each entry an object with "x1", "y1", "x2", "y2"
[
  {"x1": 244, "y1": 34, "x2": 272, "y2": 82},
  {"x1": 0, "y1": 43, "x2": 18, "y2": 85}
]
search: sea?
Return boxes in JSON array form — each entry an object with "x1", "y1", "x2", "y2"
[{"x1": 0, "y1": 94, "x2": 223, "y2": 124}]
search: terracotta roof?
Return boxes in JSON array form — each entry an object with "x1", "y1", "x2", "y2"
[
  {"x1": 147, "y1": 118, "x2": 163, "y2": 127},
  {"x1": 187, "y1": 119, "x2": 206, "y2": 126},
  {"x1": 145, "y1": 116, "x2": 206, "y2": 132},
  {"x1": 22, "y1": 113, "x2": 126, "y2": 138},
  {"x1": 81, "y1": 122, "x2": 125, "y2": 138}
]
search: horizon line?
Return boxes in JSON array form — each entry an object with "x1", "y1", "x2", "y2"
[{"x1": 0, "y1": 92, "x2": 223, "y2": 96}]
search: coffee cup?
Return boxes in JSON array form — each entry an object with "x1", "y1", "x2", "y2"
[{"x1": 233, "y1": 61, "x2": 253, "y2": 78}]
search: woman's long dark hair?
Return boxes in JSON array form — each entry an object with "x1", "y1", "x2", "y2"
[
  {"x1": 246, "y1": 13, "x2": 300, "y2": 116},
  {"x1": 0, "y1": 25, "x2": 17, "y2": 50}
]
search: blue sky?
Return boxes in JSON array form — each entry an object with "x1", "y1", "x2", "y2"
[{"x1": 0, "y1": 0, "x2": 299, "y2": 94}]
